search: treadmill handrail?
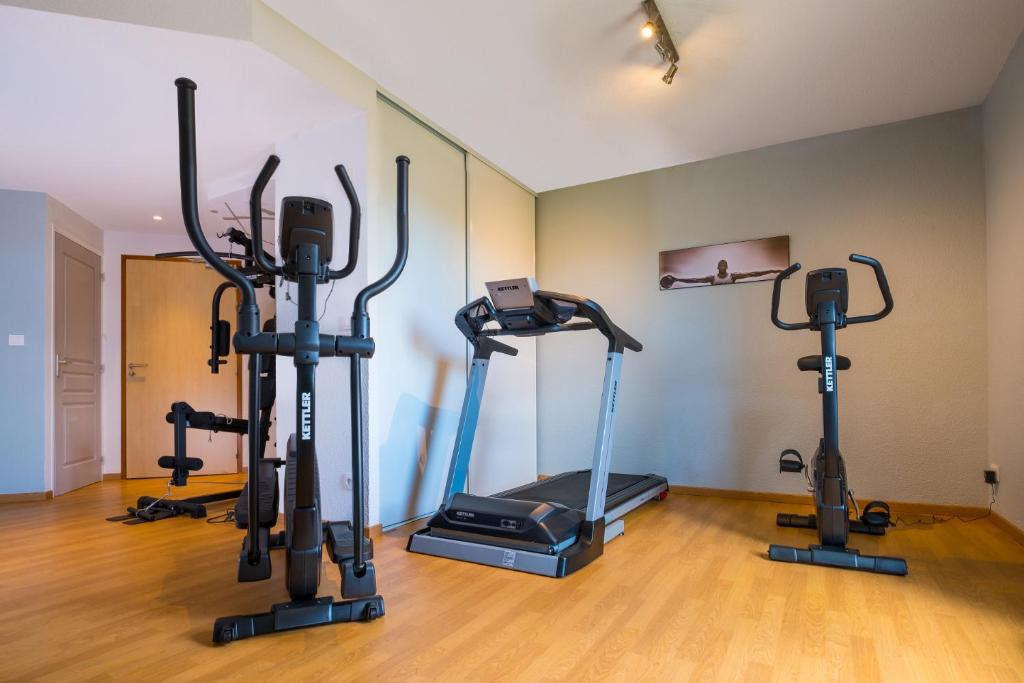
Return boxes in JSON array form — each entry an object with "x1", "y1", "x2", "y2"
[
  {"x1": 453, "y1": 291, "x2": 642, "y2": 353},
  {"x1": 536, "y1": 290, "x2": 642, "y2": 353}
]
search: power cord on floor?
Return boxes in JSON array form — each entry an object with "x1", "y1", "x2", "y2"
[
  {"x1": 206, "y1": 509, "x2": 237, "y2": 525},
  {"x1": 890, "y1": 485, "x2": 997, "y2": 529}
]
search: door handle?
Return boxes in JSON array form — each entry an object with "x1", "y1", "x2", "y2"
[
  {"x1": 56, "y1": 354, "x2": 70, "y2": 377},
  {"x1": 127, "y1": 361, "x2": 148, "y2": 377}
]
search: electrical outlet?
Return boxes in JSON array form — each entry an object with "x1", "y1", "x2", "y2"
[{"x1": 984, "y1": 465, "x2": 999, "y2": 485}]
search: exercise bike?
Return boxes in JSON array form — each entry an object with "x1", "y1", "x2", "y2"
[
  {"x1": 174, "y1": 77, "x2": 410, "y2": 642},
  {"x1": 768, "y1": 254, "x2": 907, "y2": 575}
]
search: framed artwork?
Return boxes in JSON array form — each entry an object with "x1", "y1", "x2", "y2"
[{"x1": 659, "y1": 235, "x2": 790, "y2": 290}]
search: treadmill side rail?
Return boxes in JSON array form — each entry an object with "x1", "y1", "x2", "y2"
[
  {"x1": 584, "y1": 352, "x2": 624, "y2": 522},
  {"x1": 442, "y1": 357, "x2": 490, "y2": 507}
]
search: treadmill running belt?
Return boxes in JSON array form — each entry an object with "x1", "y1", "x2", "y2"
[{"x1": 495, "y1": 471, "x2": 651, "y2": 512}]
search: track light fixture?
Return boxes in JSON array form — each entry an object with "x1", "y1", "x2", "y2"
[
  {"x1": 641, "y1": 0, "x2": 679, "y2": 85},
  {"x1": 662, "y1": 62, "x2": 678, "y2": 85}
]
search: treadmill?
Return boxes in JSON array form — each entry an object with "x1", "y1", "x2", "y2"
[{"x1": 407, "y1": 278, "x2": 668, "y2": 577}]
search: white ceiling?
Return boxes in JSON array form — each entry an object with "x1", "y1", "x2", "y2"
[
  {"x1": 0, "y1": 5, "x2": 352, "y2": 234},
  {"x1": 267, "y1": 0, "x2": 1024, "y2": 192}
]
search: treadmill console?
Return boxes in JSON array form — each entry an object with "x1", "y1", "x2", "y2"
[
  {"x1": 484, "y1": 278, "x2": 577, "y2": 332},
  {"x1": 486, "y1": 277, "x2": 538, "y2": 310}
]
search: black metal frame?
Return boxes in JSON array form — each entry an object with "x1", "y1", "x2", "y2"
[
  {"x1": 174, "y1": 77, "x2": 410, "y2": 642},
  {"x1": 768, "y1": 254, "x2": 907, "y2": 575}
]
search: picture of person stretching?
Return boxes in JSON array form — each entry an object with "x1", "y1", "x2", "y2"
[
  {"x1": 660, "y1": 259, "x2": 785, "y2": 289},
  {"x1": 658, "y1": 235, "x2": 790, "y2": 291}
]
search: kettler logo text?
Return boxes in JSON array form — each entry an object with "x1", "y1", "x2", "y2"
[
  {"x1": 823, "y1": 356, "x2": 834, "y2": 392},
  {"x1": 497, "y1": 285, "x2": 520, "y2": 292},
  {"x1": 300, "y1": 392, "x2": 312, "y2": 440},
  {"x1": 455, "y1": 510, "x2": 475, "y2": 519}
]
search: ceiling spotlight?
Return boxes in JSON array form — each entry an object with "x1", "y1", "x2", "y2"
[
  {"x1": 152, "y1": 215, "x2": 163, "y2": 221},
  {"x1": 641, "y1": 0, "x2": 680, "y2": 85},
  {"x1": 662, "y1": 63, "x2": 678, "y2": 85}
]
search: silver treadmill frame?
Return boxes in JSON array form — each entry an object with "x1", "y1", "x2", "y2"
[{"x1": 408, "y1": 345, "x2": 666, "y2": 577}]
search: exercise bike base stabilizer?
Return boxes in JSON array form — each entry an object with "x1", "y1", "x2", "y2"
[{"x1": 768, "y1": 255, "x2": 907, "y2": 576}]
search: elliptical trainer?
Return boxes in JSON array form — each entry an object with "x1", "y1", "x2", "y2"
[
  {"x1": 174, "y1": 77, "x2": 410, "y2": 642},
  {"x1": 768, "y1": 254, "x2": 907, "y2": 576}
]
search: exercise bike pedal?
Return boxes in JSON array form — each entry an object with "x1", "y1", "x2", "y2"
[
  {"x1": 853, "y1": 500, "x2": 892, "y2": 535},
  {"x1": 778, "y1": 449, "x2": 805, "y2": 474}
]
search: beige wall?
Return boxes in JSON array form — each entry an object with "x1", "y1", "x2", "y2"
[
  {"x1": 536, "y1": 108, "x2": 989, "y2": 506},
  {"x1": 984, "y1": 31, "x2": 1024, "y2": 528},
  {"x1": 466, "y1": 156, "x2": 537, "y2": 496}
]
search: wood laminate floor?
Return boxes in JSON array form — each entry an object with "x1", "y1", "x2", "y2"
[{"x1": 2, "y1": 478, "x2": 1022, "y2": 682}]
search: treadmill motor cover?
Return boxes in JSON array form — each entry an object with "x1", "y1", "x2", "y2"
[{"x1": 428, "y1": 493, "x2": 584, "y2": 550}]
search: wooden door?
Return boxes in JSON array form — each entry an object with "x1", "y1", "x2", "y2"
[
  {"x1": 123, "y1": 258, "x2": 240, "y2": 479},
  {"x1": 53, "y1": 233, "x2": 102, "y2": 495}
]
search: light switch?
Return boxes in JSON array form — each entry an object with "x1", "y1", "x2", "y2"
[{"x1": 8, "y1": 334, "x2": 25, "y2": 346}]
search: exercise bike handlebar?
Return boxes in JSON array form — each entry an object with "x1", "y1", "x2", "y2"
[
  {"x1": 352, "y1": 156, "x2": 410, "y2": 338},
  {"x1": 175, "y1": 77, "x2": 260, "y2": 336},
  {"x1": 846, "y1": 253, "x2": 894, "y2": 325},
  {"x1": 770, "y1": 262, "x2": 811, "y2": 331}
]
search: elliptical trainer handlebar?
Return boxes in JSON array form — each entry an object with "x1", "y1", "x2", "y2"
[
  {"x1": 331, "y1": 164, "x2": 361, "y2": 280},
  {"x1": 177, "y1": 77, "x2": 368, "y2": 296},
  {"x1": 352, "y1": 156, "x2": 410, "y2": 339},
  {"x1": 247, "y1": 155, "x2": 282, "y2": 278},
  {"x1": 846, "y1": 253, "x2": 894, "y2": 325},
  {"x1": 771, "y1": 253, "x2": 893, "y2": 330},
  {"x1": 175, "y1": 77, "x2": 260, "y2": 336}
]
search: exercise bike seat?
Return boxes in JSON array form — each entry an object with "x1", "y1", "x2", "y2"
[{"x1": 797, "y1": 355, "x2": 851, "y2": 372}]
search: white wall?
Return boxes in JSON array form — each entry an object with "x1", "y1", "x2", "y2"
[
  {"x1": 371, "y1": 104, "x2": 538, "y2": 528},
  {"x1": 373, "y1": 100, "x2": 468, "y2": 529},
  {"x1": 272, "y1": 114, "x2": 371, "y2": 523},
  {"x1": 466, "y1": 156, "x2": 537, "y2": 496},
  {"x1": 536, "y1": 109, "x2": 989, "y2": 507},
  {"x1": 984, "y1": 30, "x2": 1024, "y2": 529}
]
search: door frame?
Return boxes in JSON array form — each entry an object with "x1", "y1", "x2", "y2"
[{"x1": 119, "y1": 255, "x2": 242, "y2": 478}]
